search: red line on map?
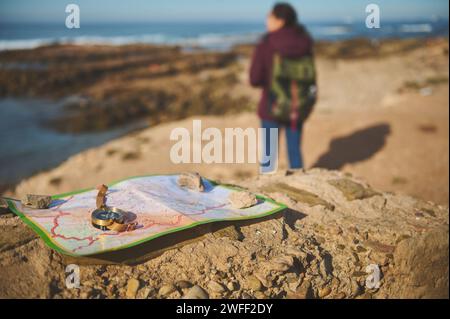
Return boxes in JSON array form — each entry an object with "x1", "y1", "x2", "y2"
[
  {"x1": 73, "y1": 237, "x2": 99, "y2": 252},
  {"x1": 48, "y1": 198, "x2": 229, "y2": 253},
  {"x1": 50, "y1": 210, "x2": 99, "y2": 252}
]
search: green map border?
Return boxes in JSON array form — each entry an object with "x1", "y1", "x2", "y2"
[{"x1": 6, "y1": 174, "x2": 287, "y2": 257}]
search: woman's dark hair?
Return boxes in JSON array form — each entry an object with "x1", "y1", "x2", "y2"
[{"x1": 272, "y1": 2, "x2": 310, "y2": 37}]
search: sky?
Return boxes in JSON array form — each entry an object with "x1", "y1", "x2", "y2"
[{"x1": 0, "y1": 0, "x2": 449, "y2": 23}]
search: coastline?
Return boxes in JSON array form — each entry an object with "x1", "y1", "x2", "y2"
[{"x1": 1, "y1": 37, "x2": 449, "y2": 204}]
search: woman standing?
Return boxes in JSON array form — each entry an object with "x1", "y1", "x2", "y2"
[{"x1": 250, "y1": 3, "x2": 316, "y2": 173}]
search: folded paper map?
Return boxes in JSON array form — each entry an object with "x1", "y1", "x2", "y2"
[{"x1": 6, "y1": 175, "x2": 286, "y2": 257}]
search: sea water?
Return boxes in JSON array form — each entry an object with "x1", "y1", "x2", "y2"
[
  {"x1": 0, "y1": 98, "x2": 147, "y2": 187},
  {"x1": 0, "y1": 20, "x2": 448, "y2": 51}
]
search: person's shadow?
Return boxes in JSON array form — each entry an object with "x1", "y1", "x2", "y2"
[{"x1": 312, "y1": 123, "x2": 391, "y2": 170}]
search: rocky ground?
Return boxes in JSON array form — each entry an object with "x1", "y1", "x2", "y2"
[{"x1": 0, "y1": 169, "x2": 448, "y2": 299}]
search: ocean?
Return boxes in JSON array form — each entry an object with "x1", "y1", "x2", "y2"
[
  {"x1": 0, "y1": 98, "x2": 147, "y2": 188},
  {"x1": 0, "y1": 20, "x2": 448, "y2": 51}
]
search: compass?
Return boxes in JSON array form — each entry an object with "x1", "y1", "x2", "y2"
[
  {"x1": 91, "y1": 185, "x2": 136, "y2": 232},
  {"x1": 91, "y1": 207, "x2": 125, "y2": 231}
]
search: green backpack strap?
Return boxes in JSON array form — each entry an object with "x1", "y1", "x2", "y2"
[
  {"x1": 274, "y1": 54, "x2": 316, "y2": 82},
  {"x1": 269, "y1": 53, "x2": 317, "y2": 126}
]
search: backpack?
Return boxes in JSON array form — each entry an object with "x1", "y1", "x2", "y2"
[{"x1": 269, "y1": 54, "x2": 317, "y2": 128}]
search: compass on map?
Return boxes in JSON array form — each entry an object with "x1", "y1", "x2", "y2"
[{"x1": 6, "y1": 175, "x2": 286, "y2": 258}]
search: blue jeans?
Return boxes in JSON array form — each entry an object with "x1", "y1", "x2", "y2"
[{"x1": 261, "y1": 120, "x2": 303, "y2": 172}]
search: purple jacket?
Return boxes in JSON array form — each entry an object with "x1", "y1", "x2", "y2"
[{"x1": 250, "y1": 26, "x2": 313, "y2": 121}]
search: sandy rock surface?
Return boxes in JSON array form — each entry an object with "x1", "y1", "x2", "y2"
[{"x1": 0, "y1": 169, "x2": 448, "y2": 299}]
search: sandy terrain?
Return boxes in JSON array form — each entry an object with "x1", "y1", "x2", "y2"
[
  {"x1": 8, "y1": 38, "x2": 449, "y2": 205},
  {"x1": 1, "y1": 169, "x2": 448, "y2": 299}
]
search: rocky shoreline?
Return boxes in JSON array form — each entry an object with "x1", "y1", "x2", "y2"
[
  {"x1": 0, "y1": 169, "x2": 448, "y2": 298},
  {"x1": 1, "y1": 38, "x2": 446, "y2": 134},
  {"x1": 0, "y1": 44, "x2": 248, "y2": 133}
]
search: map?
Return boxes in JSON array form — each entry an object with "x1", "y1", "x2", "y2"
[{"x1": 7, "y1": 175, "x2": 285, "y2": 256}]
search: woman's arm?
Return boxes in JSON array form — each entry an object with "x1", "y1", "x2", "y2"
[{"x1": 249, "y1": 40, "x2": 267, "y2": 87}]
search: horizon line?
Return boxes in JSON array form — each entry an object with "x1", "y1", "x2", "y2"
[{"x1": 1, "y1": 17, "x2": 448, "y2": 25}]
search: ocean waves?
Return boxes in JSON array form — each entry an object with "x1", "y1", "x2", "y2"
[{"x1": 0, "y1": 20, "x2": 447, "y2": 51}]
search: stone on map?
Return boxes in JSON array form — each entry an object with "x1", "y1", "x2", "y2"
[
  {"x1": 21, "y1": 194, "x2": 52, "y2": 209},
  {"x1": 228, "y1": 191, "x2": 257, "y2": 209},
  {"x1": 178, "y1": 172, "x2": 205, "y2": 192}
]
